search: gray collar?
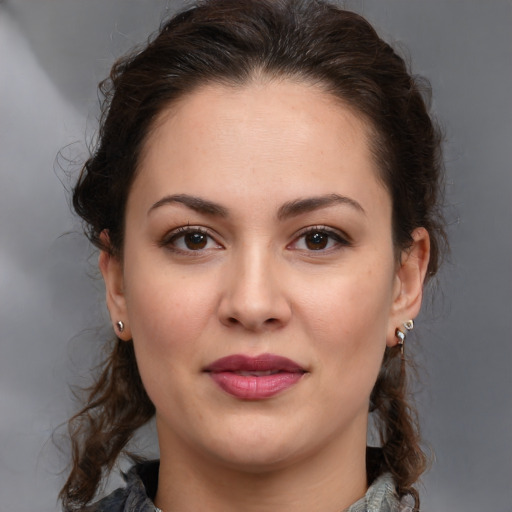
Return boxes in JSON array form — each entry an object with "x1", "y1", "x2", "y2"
[
  {"x1": 345, "y1": 472, "x2": 414, "y2": 512},
  {"x1": 85, "y1": 461, "x2": 413, "y2": 512}
]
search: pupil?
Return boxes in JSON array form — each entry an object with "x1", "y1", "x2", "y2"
[
  {"x1": 185, "y1": 232, "x2": 207, "y2": 249},
  {"x1": 306, "y1": 232, "x2": 327, "y2": 250}
]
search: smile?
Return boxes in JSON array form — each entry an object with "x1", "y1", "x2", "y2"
[{"x1": 204, "y1": 353, "x2": 307, "y2": 400}]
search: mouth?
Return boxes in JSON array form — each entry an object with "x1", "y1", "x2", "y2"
[{"x1": 204, "y1": 353, "x2": 307, "y2": 400}]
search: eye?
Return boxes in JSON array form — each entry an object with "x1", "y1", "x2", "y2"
[
  {"x1": 291, "y1": 226, "x2": 350, "y2": 252},
  {"x1": 162, "y1": 226, "x2": 222, "y2": 253}
]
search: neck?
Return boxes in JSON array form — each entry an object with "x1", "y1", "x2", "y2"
[{"x1": 154, "y1": 422, "x2": 368, "y2": 512}]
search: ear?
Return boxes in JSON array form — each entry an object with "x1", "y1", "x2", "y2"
[
  {"x1": 386, "y1": 227, "x2": 431, "y2": 347},
  {"x1": 98, "y1": 231, "x2": 131, "y2": 341}
]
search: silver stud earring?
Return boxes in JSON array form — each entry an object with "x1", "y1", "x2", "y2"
[
  {"x1": 116, "y1": 321, "x2": 125, "y2": 333},
  {"x1": 403, "y1": 319, "x2": 414, "y2": 331}
]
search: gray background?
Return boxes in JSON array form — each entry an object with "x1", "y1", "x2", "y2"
[{"x1": 1, "y1": 1, "x2": 511, "y2": 510}]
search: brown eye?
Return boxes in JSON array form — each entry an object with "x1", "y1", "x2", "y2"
[
  {"x1": 290, "y1": 227, "x2": 350, "y2": 252},
  {"x1": 304, "y1": 232, "x2": 329, "y2": 250},
  {"x1": 163, "y1": 227, "x2": 221, "y2": 253},
  {"x1": 184, "y1": 232, "x2": 208, "y2": 250}
]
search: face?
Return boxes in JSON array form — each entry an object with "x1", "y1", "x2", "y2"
[{"x1": 101, "y1": 80, "x2": 428, "y2": 472}]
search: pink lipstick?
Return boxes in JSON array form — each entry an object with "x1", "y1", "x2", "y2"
[{"x1": 204, "y1": 353, "x2": 306, "y2": 400}]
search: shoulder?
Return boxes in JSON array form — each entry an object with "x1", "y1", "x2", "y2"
[
  {"x1": 346, "y1": 472, "x2": 417, "y2": 512},
  {"x1": 82, "y1": 487, "x2": 129, "y2": 512},
  {"x1": 80, "y1": 460, "x2": 160, "y2": 512}
]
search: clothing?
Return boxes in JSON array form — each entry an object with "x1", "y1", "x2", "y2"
[{"x1": 83, "y1": 460, "x2": 415, "y2": 512}]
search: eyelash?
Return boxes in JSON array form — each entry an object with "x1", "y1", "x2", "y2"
[
  {"x1": 159, "y1": 226, "x2": 221, "y2": 254},
  {"x1": 290, "y1": 226, "x2": 351, "y2": 252},
  {"x1": 160, "y1": 225, "x2": 351, "y2": 255}
]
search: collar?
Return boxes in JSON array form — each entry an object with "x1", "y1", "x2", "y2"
[
  {"x1": 88, "y1": 459, "x2": 412, "y2": 512},
  {"x1": 344, "y1": 472, "x2": 414, "y2": 512}
]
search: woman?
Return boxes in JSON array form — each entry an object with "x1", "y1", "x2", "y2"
[{"x1": 61, "y1": 0, "x2": 446, "y2": 510}]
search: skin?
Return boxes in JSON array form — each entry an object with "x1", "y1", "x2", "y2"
[{"x1": 100, "y1": 79, "x2": 430, "y2": 512}]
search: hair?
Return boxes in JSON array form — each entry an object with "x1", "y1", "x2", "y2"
[{"x1": 61, "y1": 0, "x2": 446, "y2": 509}]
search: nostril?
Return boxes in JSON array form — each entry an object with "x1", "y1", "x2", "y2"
[{"x1": 225, "y1": 316, "x2": 279, "y2": 328}]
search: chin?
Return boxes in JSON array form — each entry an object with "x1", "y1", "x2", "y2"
[
  {"x1": 197, "y1": 418, "x2": 315, "y2": 472},
  {"x1": 209, "y1": 443, "x2": 302, "y2": 474}
]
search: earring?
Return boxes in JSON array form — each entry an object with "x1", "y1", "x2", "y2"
[
  {"x1": 116, "y1": 320, "x2": 125, "y2": 333},
  {"x1": 395, "y1": 327, "x2": 406, "y2": 354},
  {"x1": 395, "y1": 319, "x2": 414, "y2": 355},
  {"x1": 403, "y1": 319, "x2": 414, "y2": 331}
]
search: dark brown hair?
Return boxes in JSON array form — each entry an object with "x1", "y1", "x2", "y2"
[{"x1": 62, "y1": 0, "x2": 446, "y2": 509}]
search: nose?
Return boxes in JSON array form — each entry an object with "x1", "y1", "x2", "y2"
[{"x1": 218, "y1": 246, "x2": 292, "y2": 332}]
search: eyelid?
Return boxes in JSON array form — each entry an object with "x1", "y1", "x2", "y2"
[
  {"x1": 289, "y1": 225, "x2": 352, "y2": 251},
  {"x1": 159, "y1": 225, "x2": 223, "y2": 252},
  {"x1": 158, "y1": 224, "x2": 351, "y2": 254}
]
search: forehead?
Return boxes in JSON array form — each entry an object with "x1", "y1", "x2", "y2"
[
  {"x1": 143, "y1": 79, "x2": 370, "y2": 164},
  {"x1": 132, "y1": 80, "x2": 390, "y2": 219}
]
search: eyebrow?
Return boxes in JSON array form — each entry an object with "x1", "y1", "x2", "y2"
[
  {"x1": 277, "y1": 193, "x2": 366, "y2": 220},
  {"x1": 148, "y1": 194, "x2": 229, "y2": 217},
  {"x1": 148, "y1": 192, "x2": 365, "y2": 219}
]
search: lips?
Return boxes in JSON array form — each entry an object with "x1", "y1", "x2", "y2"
[{"x1": 204, "y1": 353, "x2": 306, "y2": 400}]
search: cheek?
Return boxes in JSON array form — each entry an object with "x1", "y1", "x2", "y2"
[
  {"x1": 301, "y1": 266, "x2": 393, "y2": 338},
  {"x1": 123, "y1": 259, "x2": 219, "y2": 365},
  {"x1": 122, "y1": 266, "x2": 221, "y2": 419},
  {"x1": 297, "y1": 260, "x2": 394, "y2": 387}
]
